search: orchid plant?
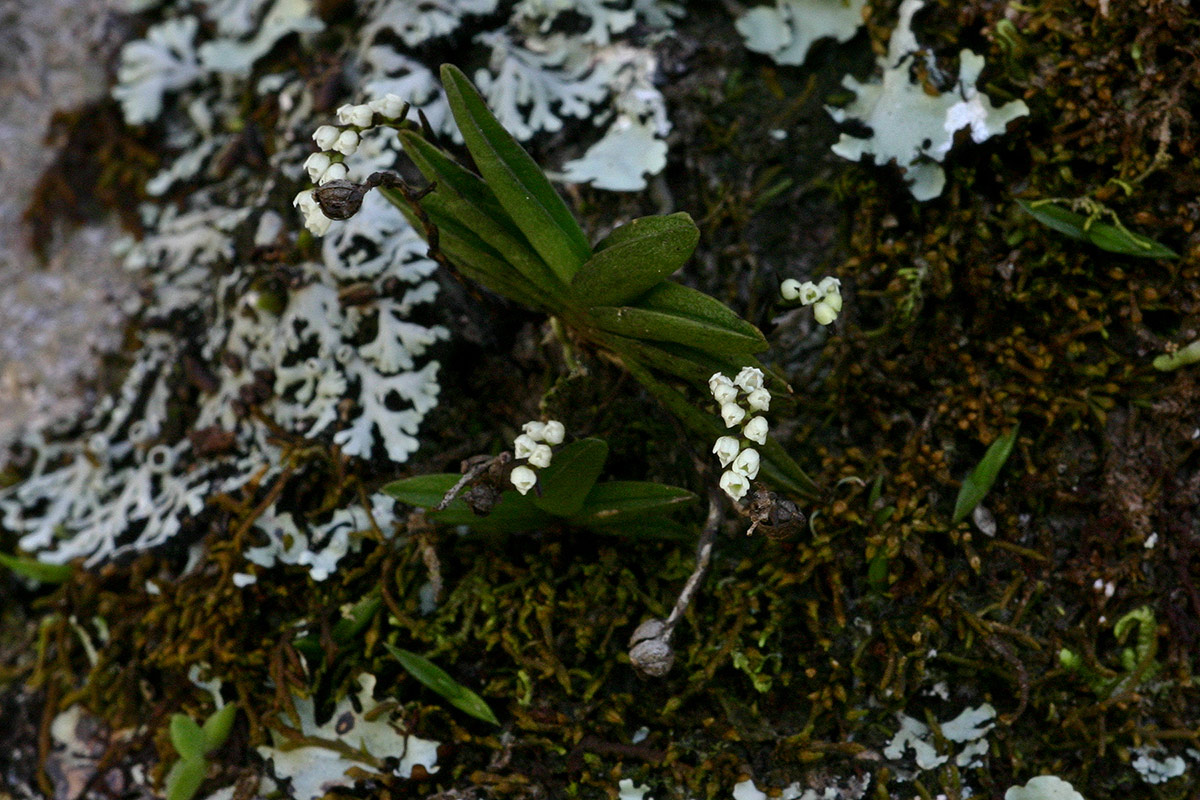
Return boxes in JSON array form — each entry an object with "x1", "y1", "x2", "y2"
[{"x1": 296, "y1": 65, "x2": 819, "y2": 500}]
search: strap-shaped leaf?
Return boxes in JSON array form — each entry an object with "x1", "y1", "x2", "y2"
[
  {"x1": 385, "y1": 644, "x2": 501, "y2": 725},
  {"x1": 586, "y1": 517, "x2": 692, "y2": 540},
  {"x1": 623, "y1": 357, "x2": 820, "y2": 500},
  {"x1": 568, "y1": 481, "x2": 696, "y2": 527},
  {"x1": 1016, "y1": 199, "x2": 1177, "y2": 259},
  {"x1": 637, "y1": 282, "x2": 766, "y2": 342},
  {"x1": 383, "y1": 473, "x2": 555, "y2": 533},
  {"x1": 951, "y1": 424, "x2": 1020, "y2": 524},
  {"x1": 571, "y1": 213, "x2": 699, "y2": 306},
  {"x1": 0, "y1": 552, "x2": 71, "y2": 584},
  {"x1": 400, "y1": 131, "x2": 565, "y2": 295},
  {"x1": 587, "y1": 303, "x2": 767, "y2": 355},
  {"x1": 441, "y1": 64, "x2": 591, "y2": 281},
  {"x1": 611, "y1": 335, "x2": 757, "y2": 386},
  {"x1": 382, "y1": 187, "x2": 551, "y2": 310},
  {"x1": 531, "y1": 438, "x2": 607, "y2": 517}
]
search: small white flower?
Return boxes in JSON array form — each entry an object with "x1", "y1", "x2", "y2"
[
  {"x1": 336, "y1": 103, "x2": 374, "y2": 128},
  {"x1": 312, "y1": 124, "x2": 340, "y2": 150},
  {"x1": 513, "y1": 434, "x2": 539, "y2": 460},
  {"x1": 708, "y1": 372, "x2": 734, "y2": 396},
  {"x1": 719, "y1": 470, "x2": 750, "y2": 502},
  {"x1": 712, "y1": 436, "x2": 741, "y2": 468},
  {"x1": 712, "y1": 382, "x2": 738, "y2": 404},
  {"x1": 528, "y1": 444, "x2": 553, "y2": 469},
  {"x1": 318, "y1": 162, "x2": 347, "y2": 185},
  {"x1": 731, "y1": 448, "x2": 760, "y2": 480},
  {"x1": 813, "y1": 300, "x2": 838, "y2": 326},
  {"x1": 733, "y1": 366, "x2": 764, "y2": 393},
  {"x1": 510, "y1": 465, "x2": 538, "y2": 495},
  {"x1": 781, "y1": 278, "x2": 803, "y2": 301},
  {"x1": 798, "y1": 281, "x2": 821, "y2": 305},
  {"x1": 368, "y1": 93, "x2": 407, "y2": 119},
  {"x1": 743, "y1": 416, "x2": 768, "y2": 445},
  {"x1": 823, "y1": 290, "x2": 843, "y2": 313},
  {"x1": 721, "y1": 402, "x2": 746, "y2": 428},
  {"x1": 817, "y1": 276, "x2": 841, "y2": 296},
  {"x1": 293, "y1": 190, "x2": 332, "y2": 236},
  {"x1": 304, "y1": 151, "x2": 332, "y2": 182},
  {"x1": 332, "y1": 129, "x2": 359, "y2": 156},
  {"x1": 746, "y1": 387, "x2": 771, "y2": 412},
  {"x1": 541, "y1": 420, "x2": 565, "y2": 445},
  {"x1": 522, "y1": 421, "x2": 547, "y2": 441}
]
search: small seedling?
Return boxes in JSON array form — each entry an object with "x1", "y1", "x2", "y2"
[
  {"x1": 1017, "y1": 198, "x2": 1177, "y2": 259},
  {"x1": 952, "y1": 424, "x2": 1019, "y2": 524},
  {"x1": 384, "y1": 643, "x2": 500, "y2": 725},
  {"x1": 164, "y1": 704, "x2": 237, "y2": 800}
]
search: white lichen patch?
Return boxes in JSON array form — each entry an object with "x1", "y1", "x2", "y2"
[
  {"x1": 736, "y1": 0, "x2": 867, "y2": 66},
  {"x1": 883, "y1": 703, "x2": 996, "y2": 779},
  {"x1": 826, "y1": 0, "x2": 1028, "y2": 200},
  {"x1": 258, "y1": 673, "x2": 440, "y2": 800},
  {"x1": 1130, "y1": 746, "x2": 1187, "y2": 785}
]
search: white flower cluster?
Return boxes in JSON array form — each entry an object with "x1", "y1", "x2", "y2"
[
  {"x1": 781, "y1": 275, "x2": 842, "y2": 325},
  {"x1": 710, "y1": 368, "x2": 770, "y2": 503},
  {"x1": 293, "y1": 94, "x2": 408, "y2": 236},
  {"x1": 509, "y1": 420, "x2": 565, "y2": 495}
]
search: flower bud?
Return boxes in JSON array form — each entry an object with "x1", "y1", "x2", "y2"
[
  {"x1": 720, "y1": 402, "x2": 746, "y2": 428},
  {"x1": 513, "y1": 434, "x2": 538, "y2": 460},
  {"x1": 541, "y1": 420, "x2": 565, "y2": 445},
  {"x1": 745, "y1": 387, "x2": 771, "y2": 412},
  {"x1": 719, "y1": 470, "x2": 750, "y2": 502},
  {"x1": 813, "y1": 300, "x2": 837, "y2": 326},
  {"x1": 708, "y1": 372, "x2": 734, "y2": 396},
  {"x1": 521, "y1": 420, "x2": 547, "y2": 441},
  {"x1": 528, "y1": 444, "x2": 553, "y2": 469},
  {"x1": 823, "y1": 290, "x2": 843, "y2": 313},
  {"x1": 510, "y1": 465, "x2": 538, "y2": 495},
  {"x1": 781, "y1": 278, "x2": 803, "y2": 301},
  {"x1": 336, "y1": 103, "x2": 374, "y2": 128},
  {"x1": 318, "y1": 162, "x2": 348, "y2": 185},
  {"x1": 368, "y1": 93, "x2": 407, "y2": 119},
  {"x1": 332, "y1": 129, "x2": 360, "y2": 156},
  {"x1": 731, "y1": 448, "x2": 760, "y2": 480},
  {"x1": 304, "y1": 151, "x2": 332, "y2": 182},
  {"x1": 711, "y1": 382, "x2": 738, "y2": 404},
  {"x1": 733, "y1": 366, "x2": 764, "y2": 393},
  {"x1": 312, "y1": 125, "x2": 340, "y2": 150},
  {"x1": 712, "y1": 436, "x2": 741, "y2": 468},
  {"x1": 743, "y1": 416, "x2": 768, "y2": 445}
]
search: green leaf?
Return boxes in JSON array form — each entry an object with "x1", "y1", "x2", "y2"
[
  {"x1": 331, "y1": 595, "x2": 381, "y2": 645},
  {"x1": 952, "y1": 424, "x2": 1020, "y2": 524},
  {"x1": 608, "y1": 335, "x2": 757, "y2": 386},
  {"x1": 1152, "y1": 339, "x2": 1200, "y2": 371},
  {"x1": 169, "y1": 714, "x2": 207, "y2": 762},
  {"x1": 568, "y1": 481, "x2": 697, "y2": 527},
  {"x1": 165, "y1": 757, "x2": 207, "y2": 800},
  {"x1": 382, "y1": 187, "x2": 551, "y2": 311},
  {"x1": 200, "y1": 704, "x2": 237, "y2": 753},
  {"x1": 1017, "y1": 199, "x2": 1177, "y2": 258},
  {"x1": 383, "y1": 474, "x2": 556, "y2": 533},
  {"x1": 384, "y1": 643, "x2": 500, "y2": 725},
  {"x1": 398, "y1": 131, "x2": 566, "y2": 296},
  {"x1": 532, "y1": 438, "x2": 608, "y2": 517},
  {"x1": 586, "y1": 516, "x2": 693, "y2": 540},
  {"x1": 588, "y1": 304, "x2": 766, "y2": 356},
  {"x1": 441, "y1": 64, "x2": 590, "y2": 281},
  {"x1": 570, "y1": 213, "x2": 700, "y2": 306},
  {"x1": 0, "y1": 552, "x2": 71, "y2": 584}
]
